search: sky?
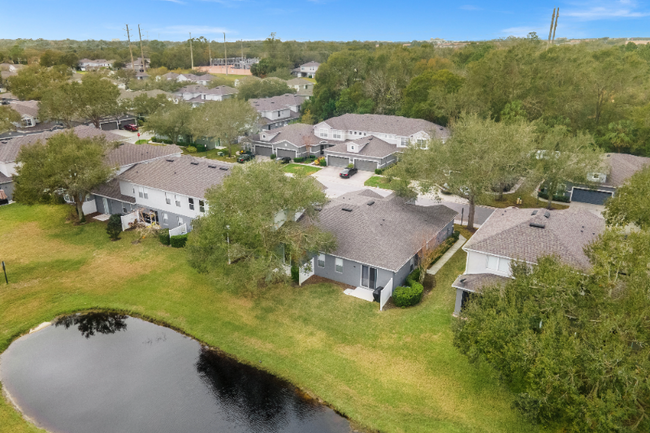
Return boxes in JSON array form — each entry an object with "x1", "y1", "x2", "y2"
[{"x1": 2, "y1": 0, "x2": 649, "y2": 42}]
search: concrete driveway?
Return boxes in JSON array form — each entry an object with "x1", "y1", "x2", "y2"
[
  {"x1": 313, "y1": 168, "x2": 380, "y2": 198},
  {"x1": 568, "y1": 201, "x2": 605, "y2": 218},
  {"x1": 111, "y1": 130, "x2": 153, "y2": 144}
]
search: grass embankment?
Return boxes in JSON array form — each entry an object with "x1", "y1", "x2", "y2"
[
  {"x1": 0, "y1": 204, "x2": 543, "y2": 433},
  {"x1": 283, "y1": 163, "x2": 321, "y2": 175},
  {"x1": 364, "y1": 176, "x2": 399, "y2": 190}
]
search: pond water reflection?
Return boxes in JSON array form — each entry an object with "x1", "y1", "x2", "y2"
[{"x1": 0, "y1": 313, "x2": 350, "y2": 433}]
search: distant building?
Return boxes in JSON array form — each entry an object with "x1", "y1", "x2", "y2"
[
  {"x1": 78, "y1": 59, "x2": 114, "y2": 71},
  {"x1": 292, "y1": 61, "x2": 320, "y2": 78},
  {"x1": 210, "y1": 57, "x2": 259, "y2": 70}
]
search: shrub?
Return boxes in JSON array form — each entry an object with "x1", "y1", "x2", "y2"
[
  {"x1": 537, "y1": 190, "x2": 570, "y2": 203},
  {"x1": 406, "y1": 268, "x2": 421, "y2": 287},
  {"x1": 309, "y1": 155, "x2": 316, "y2": 160},
  {"x1": 319, "y1": 158, "x2": 327, "y2": 167},
  {"x1": 375, "y1": 168, "x2": 384, "y2": 175},
  {"x1": 293, "y1": 157, "x2": 305, "y2": 163},
  {"x1": 106, "y1": 214, "x2": 122, "y2": 241},
  {"x1": 170, "y1": 234, "x2": 188, "y2": 248},
  {"x1": 347, "y1": 163, "x2": 355, "y2": 169},
  {"x1": 195, "y1": 144, "x2": 207, "y2": 152},
  {"x1": 270, "y1": 154, "x2": 276, "y2": 159},
  {"x1": 159, "y1": 229, "x2": 170, "y2": 245},
  {"x1": 393, "y1": 283, "x2": 424, "y2": 307},
  {"x1": 291, "y1": 265, "x2": 299, "y2": 283},
  {"x1": 186, "y1": 146, "x2": 197, "y2": 153}
]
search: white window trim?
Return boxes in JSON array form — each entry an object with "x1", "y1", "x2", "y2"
[
  {"x1": 335, "y1": 258, "x2": 343, "y2": 273},
  {"x1": 318, "y1": 254, "x2": 325, "y2": 268}
]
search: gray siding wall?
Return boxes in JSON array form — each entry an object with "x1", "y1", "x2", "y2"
[
  {"x1": 0, "y1": 180, "x2": 14, "y2": 201},
  {"x1": 393, "y1": 256, "x2": 416, "y2": 288},
  {"x1": 313, "y1": 253, "x2": 395, "y2": 288},
  {"x1": 454, "y1": 288, "x2": 464, "y2": 316},
  {"x1": 94, "y1": 196, "x2": 195, "y2": 230}
]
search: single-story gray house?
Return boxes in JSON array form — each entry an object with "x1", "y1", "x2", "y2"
[
  {"x1": 305, "y1": 189, "x2": 457, "y2": 291},
  {"x1": 452, "y1": 207, "x2": 605, "y2": 315},
  {"x1": 252, "y1": 124, "x2": 325, "y2": 159}
]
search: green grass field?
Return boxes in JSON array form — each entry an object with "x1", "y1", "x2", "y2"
[
  {"x1": 364, "y1": 176, "x2": 399, "y2": 190},
  {"x1": 283, "y1": 163, "x2": 321, "y2": 175},
  {"x1": 0, "y1": 204, "x2": 545, "y2": 433}
]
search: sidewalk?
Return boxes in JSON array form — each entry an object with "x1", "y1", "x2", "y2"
[{"x1": 427, "y1": 235, "x2": 467, "y2": 276}]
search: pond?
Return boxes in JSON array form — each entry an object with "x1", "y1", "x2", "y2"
[{"x1": 0, "y1": 313, "x2": 351, "y2": 433}]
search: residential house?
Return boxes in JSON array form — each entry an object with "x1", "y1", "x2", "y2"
[
  {"x1": 78, "y1": 59, "x2": 114, "y2": 71},
  {"x1": 8, "y1": 101, "x2": 40, "y2": 128},
  {"x1": 286, "y1": 78, "x2": 314, "y2": 98},
  {"x1": 89, "y1": 143, "x2": 183, "y2": 216},
  {"x1": 174, "y1": 85, "x2": 238, "y2": 107},
  {"x1": 119, "y1": 89, "x2": 176, "y2": 105},
  {"x1": 292, "y1": 61, "x2": 320, "y2": 78},
  {"x1": 566, "y1": 153, "x2": 650, "y2": 205},
  {"x1": 125, "y1": 58, "x2": 150, "y2": 73},
  {"x1": 0, "y1": 171, "x2": 13, "y2": 205},
  {"x1": 251, "y1": 113, "x2": 449, "y2": 171},
  {"x1": 0, "y1": 125, "x2": 124, "y2": 201},
  {"x1": 305, "y1": 189, "x2": 457, "y2": 292},
  {"x1": 158, "y1": 72, "x2": 180, "y2": 82},
  {"x1": 135, "y1": 72, "x2": 149, "y2": 81},
  {"x1": 108, "y1": 155, "x2": 233, "y2": 229},
  {"x1": 176, "y1": 74, "x2": 216, "y2": 86},
  {"x1": 249, "y1": 94, "x2": 307, "y2": 131},
  {"x1": 452, "y1": 207, "x2": 605, "y2": 316}
]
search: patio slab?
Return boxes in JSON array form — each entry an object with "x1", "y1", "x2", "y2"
[{"x1": 344, "y1": 287, "x2": 375, "y2": 302}]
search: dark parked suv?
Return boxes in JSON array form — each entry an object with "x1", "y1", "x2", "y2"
[
  {"x1": 339, "y1": 168, "x2": 358, "y2": 178},
  {"x1": 278, "y1": 156, "x2": 292, "y2": 164}
]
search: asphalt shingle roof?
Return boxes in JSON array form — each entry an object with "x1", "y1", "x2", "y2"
[
  {"x1": 119, "y1": 89, "x2": 172, "y2": 100},
  {"x1": 259, "y1": 123, "x2": 321, "y2": 147},
  {"x1": 105, "y1": 143, "x2": 182, "y2": 168},
  {"x1": 0, "y1": 126, "x2": 123, "y2": 163},
  {"x1": 464, "y1": 207, "x2": 605, "y2": 271},
  {"x1": 9, "y1": 100, "x2": 39, "y2": 118},
  {"x1": 321, "y1": 114, "x2": 449, "y2": 139},
  {"x1": 118, "y1": 155, "x2": 233, "y2": 199},
  {"x1": 325, "y1": 135, "x2": 397, "y2": 158},
  {"x1": 451, "y1": 273, "x2": 510, "y2": 294},
  {"x1": 92, "y1": 178, "x2": 136, "y2": 203},
  {"x1": 604, "y1": 153, "x2": 650, "y2": 187},
  {"x1": 249, "y1": 94, "x2": 306, "y2": 112},
  {"x1": 0, "y1": 171, "x2": 11, "y2": 183},
  {"x1": 313, "y1": 190, "x2": 457, "y2": 272}
]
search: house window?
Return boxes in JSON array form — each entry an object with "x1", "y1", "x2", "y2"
[
  {"x1": 199, "y1": 200, "x2": 205, "y2": 213},
  {"x1": 318, "y1": 254, "x2": 325, "y2": 268},
  {"x1": 333, "y1": 132, "x2": 341, "y2": 139},
  {"x1": 175, "y1": 195, "x2": 181, "y2": 207},
  {"x1": 138, "y1": 187, "x2": 144, "y2": 198},
  {"x1": 410, "y1": 257, "x2": 415, "y2": 271},
  {"x1": 177, "y1": 216, "x2": 184, "y2": 225},
  {"x1": 277, "y1": 111, "x2": 281, "y2": 118},
  {"x1": 122, "y1": 205, "x2": 128, "y2": 214},
  {"x1": 189, "y1": 198, "x2": 195, "y2": 210},
  {"x1": 487, "y1": 256, "x2": 510, "y2": 273},
  {"x1": 320, "y1": 131, "x2": 328, "y2": 138},
  {"x1": 143, "y1": 189, "x2": 149, "y2": 199},
  {"x1": 335, "y1": 258, "x2": 343, "y2": 273},
  {"x1": 417, "y1": 139, "x2": 427, "y2": 148},
  {"x1": 498, "y1": 259, "x2": 510, "y2": 273},
  {"x1": 132, "y1": 187, "x2": 136, "y2": 195},
  {"x1": 401, "y1": 138, "x2": 409, "y2": 146},
  {"x1": 165, "y1": 193, "x2": 171, "y2": 205},
  {"x1": 487, "y1": 255, "x2": 499, "y2": 270},
  {"x1": 163, "y1": 213, "x2": 168, "y2": 221}
]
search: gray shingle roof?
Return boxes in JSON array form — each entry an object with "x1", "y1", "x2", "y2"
[
  {"x1": 313, "y1": 190, "x2": 457, "y2": 272},
  {"x1": 118, "y1": 155, "x2": 233, "y2": 199},
  {"x1": 0, "y1": 171, "x2": 11, "y2": 183},
  {"x1": 175, "y1": 84, "x2": 237, "y2": 96},
  {"x1": 259, "y1": 123, "x2": 321, "y2": 147},
  {"x1": 10, "y1": 101, "x2": 39, "y2": 118},
  {"x1": 464, "y1": 207, "x2": 605, "y2": 271},
  {"x1": 0, "y1": 126, "x2": 123, "y2": 163},
  {"x1": 452, "y1": 273, "x2": 510, "y2": 293},
  {"x1": 119, "y1": 89, "x2": 172, "y2": 100},
  {"x1": 301, "y1": 62, "x2": 320, "y2": 67},
  {"x1": 249, "y1": 94, "x2": 306, "y2": 112},
  {"x1": 105, "y1": 143, "x2": 182, "y2": 168},
  {"x1": 320, "y1": 114, "x2": 449, "y2": 139},
  {"x1": 604, "y1": 153, "x2": 650, "y2": 187},
  {"x1": 325, "y1": 135, "x2": 397, "y2": 159},
  {"x1": 92, "y1": 178, "x2": 135, "y2": 203}
]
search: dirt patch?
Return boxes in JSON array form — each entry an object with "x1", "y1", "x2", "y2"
[{"x1": 300, "y1": 275, "x2": 355, "y2": 290}]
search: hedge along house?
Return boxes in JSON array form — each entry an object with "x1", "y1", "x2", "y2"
[
  {"x1": 112, "y1": 155, "x2": 233, "y2": 230},
  {"x1": 89, "y1": 143, "x2": 183, "y2": 216},
  {"x1": 0, "y1": 125, "x2": 124, "y2": 203},
  {"x1": 452, "y1": 207, "x2": 605, "y2": 316},
  {"x1": 302, "y1": 189, "x2": 457, "y2": 298},
  {"x1": 566, "y1": 153, "x2": 650, "y2": 205}
]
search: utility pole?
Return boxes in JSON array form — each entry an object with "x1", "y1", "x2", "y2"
[
  {"x1": 547, "y1": 8, "x2": 556, "y2": 46},
  {"x1": 208, "y1": 40, "x2": 212, "y2": 68},
  {"x1": 552, "y1": 8, "x2": 559, "y2": 44},
  {"x1": 241, "y1": 39, "x2": 244, "y2": 61},
  {"x1": 138, "y1": 24, "x2": 146, "y2": 72},
  {"x1": 223, "y1": 32, "x2": 228, "y2": 75},
  {"x1": 125, "y1": 24, "x2": 135, "y2": 71},
  {"x1": 189, "y1": 32, "x2": 194, "y2": 69}
]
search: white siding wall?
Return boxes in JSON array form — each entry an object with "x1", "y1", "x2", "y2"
[
  {"x1": 118, "y1": 181, "x2": 207, "y2": 220},
  {"x1": 465, "y1": 251, "x2": 513, "y2": 278},
  {"x1": 0, "y1": 162, "x2": 17, "y2": 177},
  {"x1": 314, "y1": 122, "x2": 432, "y2": 147},
  {"x1": 260, "y1": 108, "x2": 291, "y2": 121}
]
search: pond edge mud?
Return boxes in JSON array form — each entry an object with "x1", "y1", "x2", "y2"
[{"x1": 0, "y1": 308, "x2": 368, "y2": 433}]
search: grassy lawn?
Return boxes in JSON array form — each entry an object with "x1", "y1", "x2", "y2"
[
  {"x1": 182, "y1": 148, "x2": 238, "y2": 163},
  {"x1": 0, "y1": 204, "x2": 545, "y2": 433},
  {"x1": 364, "y1": 176, "x2": 399, "y2": 190},
  {"x1": 477, "y1": 187, "x2": 569, "y2": 210},
  {"x1": 209, "y1": 73, "x2": 250, "y2": 86},
  {"x1": 283, "y1": 163, "x2": 321, "y2": 175}
]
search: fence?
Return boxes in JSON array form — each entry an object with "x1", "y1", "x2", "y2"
[
  {"x1": 169, "y1": 224, "x2": 188, "y2": 237},
  {"x1": 298, "y1": 258, "x2": 315, "y2": 285},
  {"x1": 380, "y1": 278, "x2": 394, "y2": 311},
  {"x1": 120, "y1": 212, "x2": 139, "y2": 231}
]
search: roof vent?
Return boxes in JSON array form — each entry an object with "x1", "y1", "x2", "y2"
[
  {"x1": 219, "y1": 166, "x2": 229, "y2": 171},
  {"x1": 366, "y1": 200, "x2": 375, "y2": 206},
  {"x1": 531, "y1": 210, "x2": 538, "y2": 216},
  {"x1": 190, "y1": 162, "x2": 199, "y2": 166},
  {"x1": 460, "y1": 278, "x2": 467, "y2": 283},
  {"x1": 166, "y1": 159, "x2": 174, "y2": 162},
  {"x1": 342, "y1": 207, "x2": 353, "y2": 212},
  {"x1": 530, "y1": 222, "x2": 546, "y2": 229},
  {"x1": 544, "y1": 211, "x2": 550, "y2": 218},
  {"x1": 208, "y1": 165, "x2": 216, "y2": 168}
]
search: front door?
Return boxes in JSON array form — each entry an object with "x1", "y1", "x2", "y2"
[
  {"x1": 361, "y1": 265, "x2": 377, "y2": 290},
  {"x1": 102, "y1": 198, "x2": 110, "y2": 215}
]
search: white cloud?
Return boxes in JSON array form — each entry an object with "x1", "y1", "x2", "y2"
[
  {"x1": 563, "y1": 0, "x2": 650, "y2": 21},
  {"x1": 155, "y1": 25, "x2": 236, "y2": 35}
]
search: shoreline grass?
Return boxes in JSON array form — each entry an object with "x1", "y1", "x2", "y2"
[{"x1": 0, "y1": 204, "x2": 543, "y2": 433}]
